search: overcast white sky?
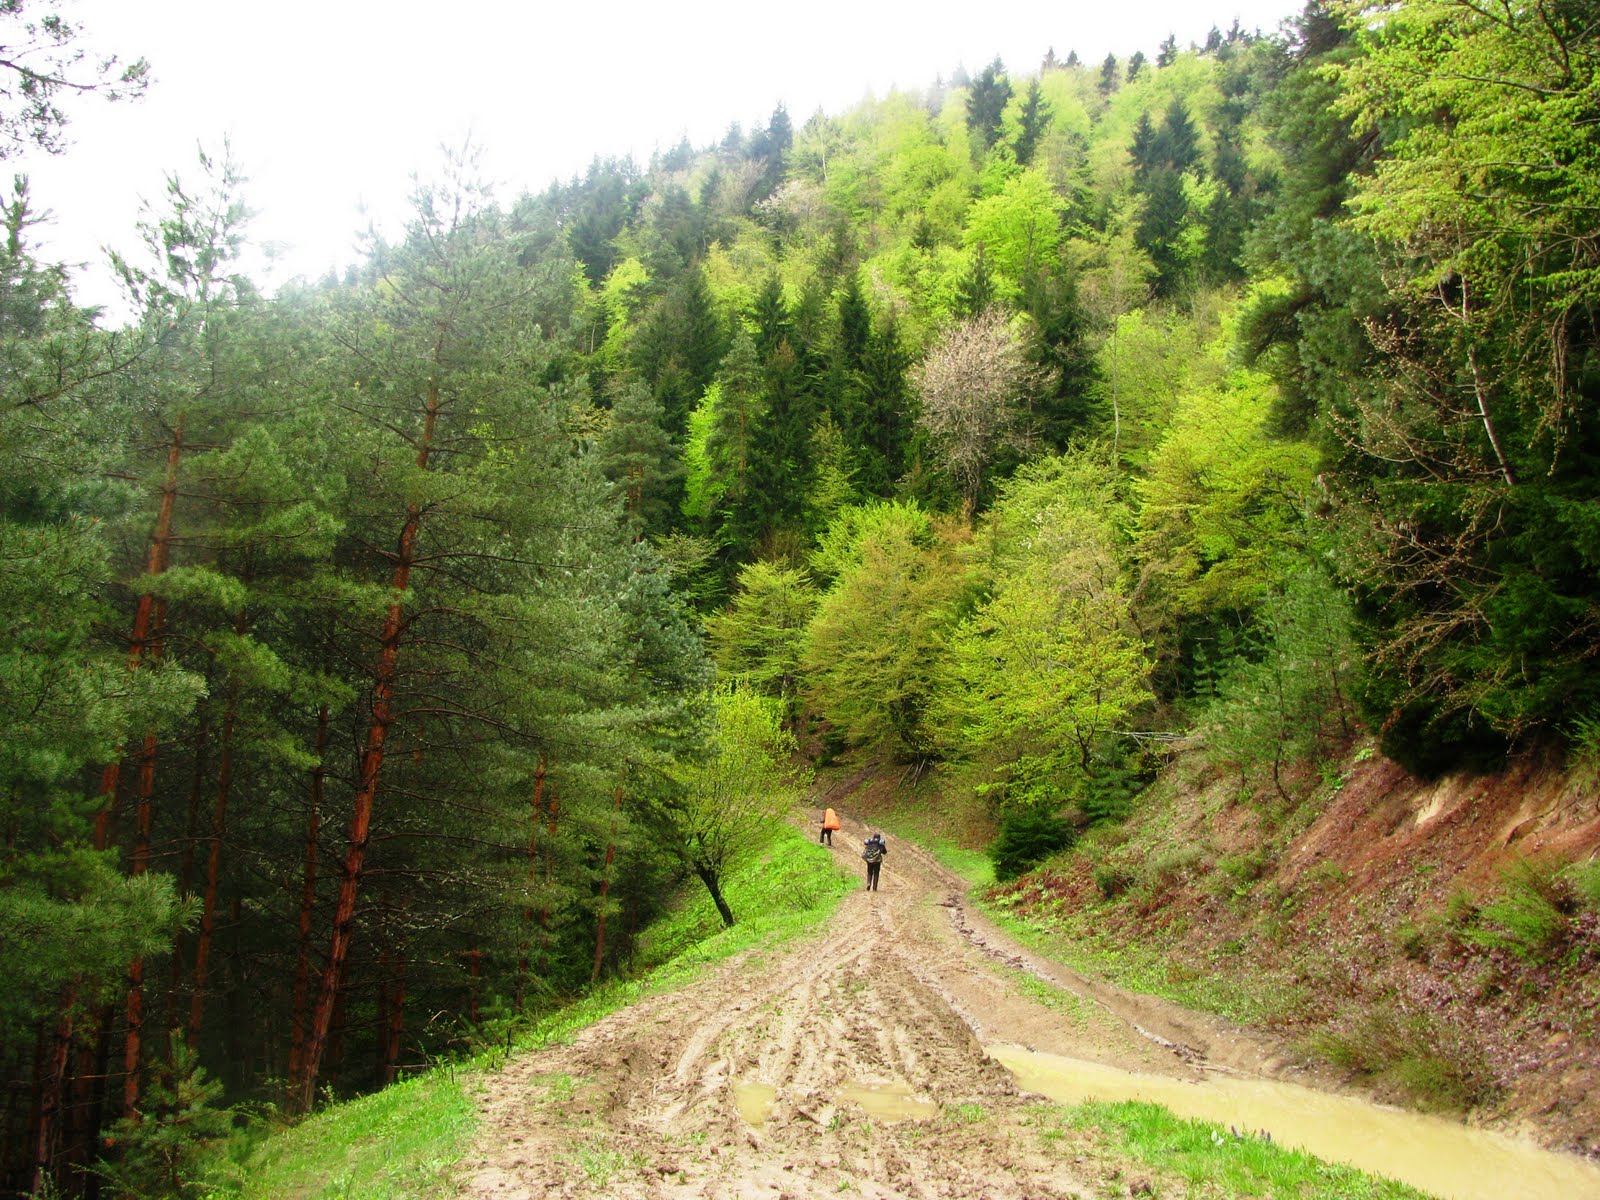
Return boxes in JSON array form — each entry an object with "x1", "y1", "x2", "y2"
[{"x1": 15, "y1": 0, "x2": 1301, "y2": 313}]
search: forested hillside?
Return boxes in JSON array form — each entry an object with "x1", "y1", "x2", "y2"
[{"x1": 3, "y1": 0, "x2": 1597, "y2": 1195}]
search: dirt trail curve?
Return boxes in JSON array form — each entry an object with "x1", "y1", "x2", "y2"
[{"x1": 459, "y1": 810, "x2": 1291, "y2": 1199}]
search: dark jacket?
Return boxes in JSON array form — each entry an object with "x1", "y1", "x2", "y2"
[{"x1": 862, "y1": 836, "x2": 887, "y2": 864}]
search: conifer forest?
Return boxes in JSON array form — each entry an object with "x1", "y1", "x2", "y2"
[{"x1": 2, "y1": 0, "x2": 1598, "y2": 1194}]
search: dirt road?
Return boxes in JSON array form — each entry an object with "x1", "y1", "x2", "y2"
[{"x1": 457, "y1": 814, "x2": 1285, "y2": 1199}]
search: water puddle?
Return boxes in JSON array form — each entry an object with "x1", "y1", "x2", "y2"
[
  {"x1": 988, "y1": 1044, "x2": 1600, "y2": 1200},
  {"x1": 733, "y1": 1082, "x2": 776, "y2": 1127},
  {"x1": 836, "y1": 1079, "x2": 940, "y2": 1122}
]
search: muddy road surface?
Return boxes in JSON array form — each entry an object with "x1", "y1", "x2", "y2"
[{"x1": 457, "y1": 815, "x2": 1284, "y2": 1199}]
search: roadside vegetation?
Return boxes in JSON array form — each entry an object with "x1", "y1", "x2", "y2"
[
  {"x1": 188, "y1": 827, "x2": 854, "y2": 1199},
  {"x1": 1039, "y1": 1101, "x2": 1434, "y2": 1200}
]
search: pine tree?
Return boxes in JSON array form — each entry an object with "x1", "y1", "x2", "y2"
[
  {"x1": 1098, "y1": 54, "x2": 1120, "y2": 96},
  {"x1": 967, "y1": 58, "x2": 1012, "y2": 151},
  {"x1": 1013, "y1": 78, "x2": 1049, "y2": 167},
  {"x1": 598, "y1": 380, "x2": 686, "y2": 539}
]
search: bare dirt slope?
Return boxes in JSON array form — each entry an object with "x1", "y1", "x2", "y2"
[{"x1": 456, "y1": 814, "x2": 1291, "y2": 1200}]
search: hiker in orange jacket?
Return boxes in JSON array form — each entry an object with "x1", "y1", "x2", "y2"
[{"x1": 820, "y1": 807, "x2": 841, "y2": 846}]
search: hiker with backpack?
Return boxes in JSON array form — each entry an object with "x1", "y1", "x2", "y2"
[
  {"x1": 820, "y1": 806, "x2": 841, "y2": 846},
  {"x1": 861, "y1": 832, "x2": 887, "y2": 890}
]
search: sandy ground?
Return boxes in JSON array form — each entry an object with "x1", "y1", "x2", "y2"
[{"x1": 454, "y1": 811, "x2": 1300, "y2": 1200}]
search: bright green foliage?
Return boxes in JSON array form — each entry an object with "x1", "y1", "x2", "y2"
[
  {"x1": 803, "y1": 502, "x2": 961, "y2": 758},
  {"x1": 661, "y1": 685, "x2": 806, "y2": 926},
  {"x1": 809, "y1": 498, "x2": 936, "y2": 583},
  {"x1": 941, "y1": 457, "x2": 1152, "y2": 805},
  {"x1": 962, "y1": 168, "x2": 1065, "y2": 289},
  {"x1": 1135, "y1": 348, "x2": 1318, "y2": 622},
  {"x1": 705, "y1": 560, "x2": 819, "y2": 715},
  {"x1": 680, "y1": 381, "x2": 727, "y2": 531}
]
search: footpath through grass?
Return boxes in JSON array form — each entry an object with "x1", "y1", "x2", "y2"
[{"x1": 198, "y1": 826, "x2": 853, "y2": 1200}]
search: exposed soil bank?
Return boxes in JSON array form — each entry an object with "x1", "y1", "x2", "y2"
[{"x1": 968, "y1": 745, "x2": 1600, "y2": 1161}]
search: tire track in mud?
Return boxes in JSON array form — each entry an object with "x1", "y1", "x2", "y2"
[{"x1": 457, "y1": 813, "x2": 1243, "y2": 1199}]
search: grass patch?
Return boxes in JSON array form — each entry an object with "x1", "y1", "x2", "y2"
[
  {"x1": 635, "y1": 827, "x2": 856, "y2": 970},
  {"x1": 205, "y1": 825, "x2": 851, "y2": 1199},
  {"x1": 912, "y1": 832, "x2": 996, "y2": 887},
  {"x1": 212, "y1": 1074, "x2": 475, "y2": 1200},
  {"x1": 978, "y1": 901, "x2": 1305, "y2": 1026},
  {"x1": 1040, "y1": 1100, "x2": 1435, "y2": 1199},
  {"x1": 1006, "y1": 968, "x2": 1113, "y2": 1034}
]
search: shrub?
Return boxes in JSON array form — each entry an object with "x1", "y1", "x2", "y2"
[
  {"x1": 989, "y1": 806, "x2": 1077, "y2": 882},
  {"x1": 1145, "y1": 845, "x2": 1205, "y2": 889},
  {"x1": 98, "y1": 1039, "x2": 235, "y2": 1198},
  {"x1": 1217, "y1": 848, "x2": 1269, "y2": 885},
  {"x1": 1392, "y1": 920, "x2": 1429, "y2": 961},
  {"x1": 1462, "y1": 859, "x2": 1570, "y2": 964},
  {"x1": 1076, "y1": 752, "x2": 1155, "y2": 825},
  {"x1": 1566, "y1": 859, "x2": 1600, "y2": 914},
  {"x1": 1308, "y1": 1006, "x2": 1498, "y2": 1112},
  {"x1": 1094, "y1": 864, "x2": 1136, "y2": 899}
]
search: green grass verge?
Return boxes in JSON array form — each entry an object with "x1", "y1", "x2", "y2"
[
  {"x1": 980, "y1": 900, "x2": 1303, "y2": 1026},
  {"x1": 204, "y1": 1074, "x2": 475, "y2": 1200},
  {"x1": 1032, "y1": 1100, "x2": 1437, "y2": 1200},
  {"x1": 200, "y1": 827, "x2": 853, "y2": 1200}
]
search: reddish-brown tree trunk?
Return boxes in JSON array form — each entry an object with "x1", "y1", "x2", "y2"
[
  {"x1": 188, "y1": 609, "x2": 247, "y2": 1048},
  {"x1": 97, "y1": 419, "x2": 185, "y2": 841},
  {"x1": 32, "y1": 988, "x2": 75, "y2": 1198},
  {"x1": 108, "y1": 422, "x2": 184, "y2": 1123},
  {"x1": 295, "y1": 381, "x2": 439, "y2": 1113},
  {"x1": 288, "y1": 704, "x2": 329, "y2": 1100},
  {"x1": 121, "y1": 718, "x2": 161, "y2": 1119},
  {"x1": 590, "y1": 783, "x2": 623, "y2": 985}
]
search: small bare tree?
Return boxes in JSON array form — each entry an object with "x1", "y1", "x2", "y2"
[{"x1": 912, "y1": 308, "x2": 1040, "y2": 521}]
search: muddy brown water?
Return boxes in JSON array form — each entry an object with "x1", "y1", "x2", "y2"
[{"x1": 990, "y1": 1044, "x2": 1600, "y2": 1200}]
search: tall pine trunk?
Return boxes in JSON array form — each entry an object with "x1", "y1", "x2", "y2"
[
  {"x1": 296, "y1": 380, "x2": 439, "y2": 1113},
  {"x1": 31, "y1": 987, "x2": 75, "y2": 1198},
  {"x1": 113, "y1": 422, "x2": 184, "y2": 1124},
  {"x1": 97, "y1": 420, "x2": 184, "y2": 840}
]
